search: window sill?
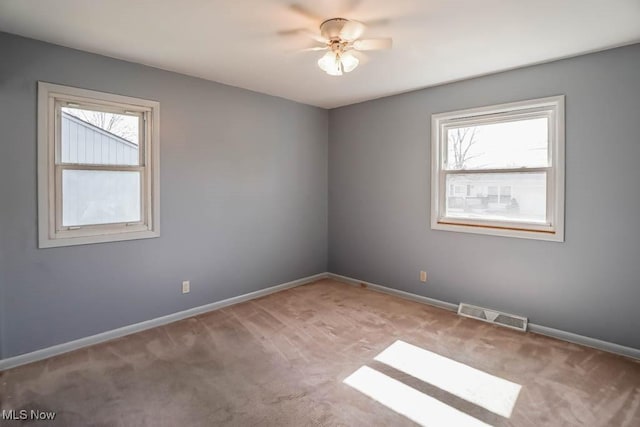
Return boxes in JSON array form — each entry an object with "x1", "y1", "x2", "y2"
[
  {"x1": 38, "y1": 229, "x2": 160, "y2": 248},
  {"x1": 432, "y1": 220, "x2": 563, "y2": 242}
]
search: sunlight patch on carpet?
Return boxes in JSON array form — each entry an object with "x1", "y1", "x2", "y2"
[
  {"x1": 344, "y1": 366, "x2": 491, "y2": 427},
  {"x1": 374, "y1": 340, "x2": 521, "y2": 418}
]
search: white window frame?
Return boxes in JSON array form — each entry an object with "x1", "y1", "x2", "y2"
[
  {"x1": 431, "y1": 96, "x2": 565, "y2": 242},
  {"x1": 38, "y1": 82, "x2": 160, "y2": 248}
]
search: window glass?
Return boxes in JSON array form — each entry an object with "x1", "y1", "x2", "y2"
[
  {"x1": 445, "y1": 117, "x2": 548, "y2": 170},
  {"x1": 445, "y1": 172, "x2": 547, "y2": 224},
  {"x1": 62, "y1": 170, "x2": 141, "y2": 226},
  {"x1": 61, "y1": 107, "x2": 140, "y2": 166}
]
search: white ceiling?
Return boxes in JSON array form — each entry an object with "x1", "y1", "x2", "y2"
[{"x1": 1, "y1": 0, "x2": 639, "y2": 108}]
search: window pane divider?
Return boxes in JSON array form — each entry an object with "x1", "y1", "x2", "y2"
[
  {"x1": 55, "y1": 164, "x2": 144, "y2": 172},
  {"x1": 443, "y1": 167, "x2": 550, "y2": 175}
]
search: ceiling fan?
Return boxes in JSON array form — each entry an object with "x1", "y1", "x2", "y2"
[{"x1": 294, "y1": 17, "x2": 393, "y2": 76}]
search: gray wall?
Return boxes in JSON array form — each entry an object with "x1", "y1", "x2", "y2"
[
  {"x1": 2, "y1": 31, "x2": 638, "y2": 360},
  {"x1": 329, "y1": 44, "x2": 640, "y2": 349},
  {"x1": 0, "y1": 32, "x2": 328, "y2": 359}
]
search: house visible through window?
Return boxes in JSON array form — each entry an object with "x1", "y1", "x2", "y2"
[
  {"x1": 431, "y1": 96, "x2": 564, "y2": 241},
  {"x1": 38, "y1": 82, "x2": 160, "y2": 248}
]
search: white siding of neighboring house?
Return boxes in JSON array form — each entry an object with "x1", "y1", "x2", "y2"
[
  {"x1": 447, "y1": 174, "x2": 546, "y2": 223},
  {"x1": 61, "y1": 112, "x2": 139, "y2": 165}
]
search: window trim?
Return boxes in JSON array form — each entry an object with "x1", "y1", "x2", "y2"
[
  {"x1": 38, "y1": 82, "x2": 160, "y2": 248},
  {"x1": 430, "y1": 96, "x2": 565, "y2": 242}
]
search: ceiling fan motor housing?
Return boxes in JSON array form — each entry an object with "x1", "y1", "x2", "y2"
[{"x1": 320, "y1": 18, "x2": 349, "y2": 40}]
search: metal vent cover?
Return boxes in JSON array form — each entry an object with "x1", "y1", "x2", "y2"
[{"x1": 458, "y1": 303, "x2": 528, "y2": 332}]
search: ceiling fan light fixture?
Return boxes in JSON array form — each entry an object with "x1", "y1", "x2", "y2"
[
  {"x1": 296, "y1": 17, "x2": 389, "y2": 76},
  {"x1": 318, "y1": 51, "x2": 343, "y2": 76},
  {"x1": 317, "y1": 50, "x2": 359, "y2": 76},
  {"x1": 340, "y1": 51, "x2": 359, "y2": 73}
]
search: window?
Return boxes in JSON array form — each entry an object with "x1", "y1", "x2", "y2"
[
  {"x1": 431, "y1": 96, "x2": 564, "y2": 241},
  {"x1": 38, "y1": 82, "x2": 160, "y2": 248}
]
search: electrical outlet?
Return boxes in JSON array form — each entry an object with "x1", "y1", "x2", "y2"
[
  {"x1": 420, "y1": 271, "x2": 427, "y2": 283},
  {"x1": 182, "y1": 280, "x2": 190, "y2": 294}
]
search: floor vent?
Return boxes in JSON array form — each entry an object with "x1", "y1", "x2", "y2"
[{"x1": 458, "y1": 303, "x2": 528, "y2": 332}]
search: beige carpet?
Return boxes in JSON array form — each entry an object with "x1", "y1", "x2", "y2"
[{"x1": 1, "y1": 279, "x2": 639, "y2": 426}]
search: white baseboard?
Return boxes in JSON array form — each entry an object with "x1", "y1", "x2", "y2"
[
  {"x1": 0, "y1": 272, "x2": 328, "y2": 371},
  {"x1": 527, "y1": 324, "x2": 640, "y2": 360},
  {"x1": 328, "y1": 273, "x2": 459, "y2": 312},
  {"x1": 328, "y1": 273, "x2": 640, "y2": 361}
]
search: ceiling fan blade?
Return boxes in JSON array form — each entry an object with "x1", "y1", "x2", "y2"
[
  {"x1": 340, "y1": 20, "x2": 365, "y2": 41},
  {"x1": 279, "y1": 28, "x2": 328, "y2": 43},
  {"x1": 298, "y1": 46, "x2": 329, "y2": 52},
  {"x1": 304, "y1": 30, "x2": 328, "y2": 43},
  {"x1": 289, "y1": 3, "x2": 324, "y2": 22},
  {"x1": 361, "y1": 18, "x2": 390, "y2": 28},
  {"x1": 353, "y1": 38, "x2": 393, "y2": 51}
]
